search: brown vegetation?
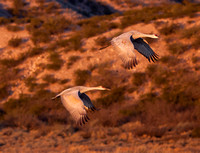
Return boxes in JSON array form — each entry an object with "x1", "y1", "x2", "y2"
[{"x1": 0, "y1": 1, "x2": 200, "y2": 152}]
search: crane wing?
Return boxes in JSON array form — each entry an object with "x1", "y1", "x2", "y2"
[
  {"x1": 111, "y1": 36, "x2": 138, "y2": 69},
  {"x1": 61, "y1": 91, "x2": 90, "y2": 125},
  {"x1": 131, "y1": 37, "x2": 158, "y2": 62},
  {"x1": 79, "y1": 92, "x2": 97, "y2": 111}
]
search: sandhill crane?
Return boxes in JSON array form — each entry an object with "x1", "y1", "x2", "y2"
[
  {"x1": 52, "y1": 86, "x2": 109, "y2": 125},
  {"x1": 110, "y1": 30, "x2": 159, "y2": 69}
]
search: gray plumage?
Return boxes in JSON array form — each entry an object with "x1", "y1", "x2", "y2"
[
  {"x1": 52, "y1": 86, "x2": 109, "y2": 126},
  {"x1": 111, "y1": 30, "x2": 159, "y2": 69}
]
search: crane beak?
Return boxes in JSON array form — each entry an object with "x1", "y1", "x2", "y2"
[
  {"x1": 153, "y1": 34, "x2": 159, "y2": 38},
  {"x1": 98, "y1": 86, "x2": 110, "y2": 91}
]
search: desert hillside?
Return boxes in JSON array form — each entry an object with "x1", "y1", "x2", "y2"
[{"x1": 0, "y1": 0, "x2": 200, "y2": 152}]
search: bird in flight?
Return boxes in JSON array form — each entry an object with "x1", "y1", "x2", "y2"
[
  {"x1": 110, "y1": 30, "x2": 159, "y2": 69},
  {"x1": 52, "y1": 86, "x2": 110, "y2": 126}
]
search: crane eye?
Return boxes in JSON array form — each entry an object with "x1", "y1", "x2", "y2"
[{"x1": 154, "y1": 34, "x2": 158, "y2": 36}]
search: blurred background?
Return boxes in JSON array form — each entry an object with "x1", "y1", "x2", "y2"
[{"x1": 0, "y1": 0, "x2": 200, "y2": 152}]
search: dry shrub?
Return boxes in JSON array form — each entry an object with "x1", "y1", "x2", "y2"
[
  {"x1": 12, "y1": 0, "x2": 25, "y2": 16},
  {"x1": 191, "y1": 56, "x2": 200, "y2": 64},
  {"x1": 135, "y1": 126, "x2": 167, "y2": 138},
  {"x1": 42, "y1": 74, "x2": 58, "y2": 84},
  {"x1": 67, "y1": 56, "x2": 81, "y2": 68},
  {"x1": 168, "y1": 42, "x2": 189, "y2": 55},
  {"x1": 28, "y1": 46, "x2": 44, "y2": 57},
  {"x1": 44, "y1": 2, "x2": 61, "y2": 14},
  {"x1": 191, "y1": 35, "x2": 200, "y2": 49},
  {"x1": 6, "y1": 25, "x2": 22, "y2": 32},
  {"x1": 56, "y1": 33, "x2": 82, "y2": 51},
  {"x1": 159, "y1": 23, "x2": 181, "y2": 35},
  {"x1": 191, "y1": 127, "x2": 200, "y2": 138},
  {"x1": 0, "y1": 84, "x2": 10, "y2": 100},
  {"x1": 74, "y1": 69, "x2": 91, "y2": 85},
  {"x1": 180, "y1": 26, "x2": 200, "y2": 39},
  {"x1": 132, "y1": 72, "x2": 146, "y2": 87},
  {"x1": 0, "y1": 17, "x2": 10, "y2": 25},
  {"x1": 46, "y1": 52, "x2": 63, "y2": 71},
  {"x1": 8, "y1": 37, "x2": 23, "y2": 47},
  {"x1": 79, "y1": 16, "x2": 118, "y2": 38},
  {"x1": 146, "y1": 64, "x2": 170, "y2": 86},
  {"x1": 1, "y1": 89, "x2": 69, "y2": 131},
  {"x1": 120, "y1": 3, "x2": 200, "y2": 29},
  {"x1": 0, "y1": 52, "x2": 28, "y2": 68},
  {"x1": 95, "y1": 36, "x2": 110, "y2": 47},
  {"x1": 42, "y1": 16, "x2": 71, "y2": 35},
  {"x1": 159, "y1": 55, "x2": 180, "y2": 66},
  {"x1": 96, "y1": 86, "x2": 125, "y2": 108},
  {"x1": 30, "y1": 28, "x2": 51, "y2": 44},
  {"x1": 24, "y1": 77, "x2": 38, "y2": 92},
  {"x1": 80, "y1": 131, "x2": 91, "y2": 139},
  {"x1": 59, "y1": 79, "x2": 70, "y2": 84},
  {"x1": 0, "y1": 67, "x2": 20, "y2": 100}
]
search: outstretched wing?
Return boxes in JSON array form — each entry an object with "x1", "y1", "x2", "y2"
[
  {"x1": 131, "y1": 37, "x2": 158, "y2": 62},
  {"x1": 61, "y1": 91, "x2": 90, "y2": 126},
  {"x1": 79, "y1": 92, "x2": 97, "y2": 111},
  {"x1": 111, "y1": 35, "x2": 138, "y2": 69}
]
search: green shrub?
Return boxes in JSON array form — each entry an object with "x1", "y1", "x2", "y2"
[
  {"x1": 46, "y1": 52, "x2": 63, "y2": 71},
  {"x1": 132, "y1": 72, "x2": 146, "y2": 87},
  {"x1": 6, "y1": 25, "x2": 22, "y2": 32},
  {"x1": 8, "y1": 37, "x2": 23, "y2": 47},
  {"x1": 74, "y1": 69, "x2": 91, "y2": 85}
]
